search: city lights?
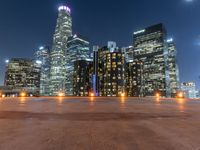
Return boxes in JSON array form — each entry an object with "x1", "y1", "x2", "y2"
[
  {"x1": 20, "y1": 92, "x2": 26, "y2": 97},
  {"x1": 39, "y1": 46, "x2": 44, "y2": 50},
  {"x1": 156, "y1": 93, "x2": 160, "y2": 98},
  {"x1": 36, "y1": 60, "x2": 42, "y2": 65},
  {"x1": 167, "y1": 38, "x2": 173, "y2": 43},
  {"x1": 177, "y1": 92, "x2": 184, "y2": 99},
  {"x1": 58, "y1": 6, "x2": 71, "y2": 13},
  {"x1": 58, "y1": 92, "x2": 65, "y2": 97},
  {"x1": 0, "y1": 4, "x2": 182, "y2": 99},
  {"x1": 5, "y1": 59, "x2": 9, "y2": 63},
  {"x1": 90, "y1": 93, "x2": 94, "y2": 97},
  {"x1": 121, "y1": 93, "x2": 125, "y2": 97}
]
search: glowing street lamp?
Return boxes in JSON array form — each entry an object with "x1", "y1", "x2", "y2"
[
  {"x1": 20, "y1": 92, "x2": 26, "y2": 97},
  {"x1": 121, "y1": 93, "x2": 125, "y2": 97},
  {"x1": 177, "y1": 92, "x2": 184, "y2": 99},
  {"x1": 90, "y1": 93, "x2": 94, "y2": 97},
  {"x1": 156, "y1": 93, "x2": 160, "y2": 98},
  {"x1": 58, "y1": 92, "x2": 65, "y2": 97}
]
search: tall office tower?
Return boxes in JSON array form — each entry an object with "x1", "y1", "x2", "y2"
[
  {"x1": 66, "y1": 34, "x2": 90, "y2": 95},
  {"x1": 50, "y1": 5, "x2": 72, "y2": 96},
  {"x1": 98, "y1": 45, "x2": 126, "y2": 96},
  {"x1": 167, "y1": 39, "x2": 179, "y2": 97},
  {"x1": 35, "y1": 46, "x2": 50, "y2": 96},
  {"x1": 92, "y1": 46, "x2": 100, "y2": 96},
  {"x1": 122, "y1": 46, "x2": 134, "y2": 63},
  {"x1": 180, "y1": 82, "x2": 197, "y2": 99},
  {"x1": 73, "y1": 60, "x2": 93, "y2": 96},
  {"x1": 126, "y1": 60, "x2": 144, "y2": 97},
  {"x1": 4, "y1": 58, "x2": 40, "y2": 96},
  {"x1": 133, "y1": 23, "x2": 171, "y2": 97}
]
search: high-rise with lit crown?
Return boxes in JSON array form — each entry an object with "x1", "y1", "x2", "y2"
[
  {"x1": 35, "y1": 46, "x2": 50, "y2": 96},
  {"x1": 49, "y1": 5, "x2": 72, "y2": 96}
]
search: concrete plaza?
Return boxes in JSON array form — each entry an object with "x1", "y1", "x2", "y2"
[{"x1": 0, "y1": 97, "x2": 200, "y2": 150}]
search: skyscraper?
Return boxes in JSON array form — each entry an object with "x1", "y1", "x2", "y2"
[
  {"x1": 98, "y1": 44, "x2": 126, "y2": 97},
  {"x1": 4, "y1": 58, "x2": 40, "y2": 96},
  {"x1": 133, "y1": 23, "x2": 172, "y2": 97},
  {"x1": 91, "y1": 46, "x2": 100, "y2": 96},
  {"x1": 73, "y1": 60, "x2": 93, "y2": 96},
  {"x1": 126, "y1": 60, "x2": 144, "y2": 97},
  {"x1": 65, "y1": 34, "x2": 90, "y2": 95},
  {"x1": 167, "y1": 38, "x2": 179, "y2": 97},
  {"x1": 35, "y1": 46, "x2": 50, "y2": 96},
  {"x1": 49, "y1": 5, "x2": 72, "y2": 96}
]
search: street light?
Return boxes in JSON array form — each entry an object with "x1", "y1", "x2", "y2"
[
  {"x1": 156, "y1": 93, "x2": 160, "y2": 98},
  {"x1": 177, "y1": 92, "x2": 184, "y2": 99},
  {"x1": 20, "y1": 92, "x2": 26, "y2": 97},
  {"x1": 90, "y1": 93, "x2": 94, "y2": 97},
  {"x1": 121, "y1": 93, "x2": 125, "y2": 97},
  {"x1": 58, "y1": 92, "x2": 65, "y2": 97}
]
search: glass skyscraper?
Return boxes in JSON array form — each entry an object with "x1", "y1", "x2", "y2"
[
  {"x1": 65, "y1": 34, "x2": 90, "y2": 95},
  {"x1": 133, "y1": 23, "x2": 178, "y2": 97},
  {"x1": 49, "y1": 5, "x2": 72, "y2": 96},
  {"x1": 167, "y1": 39, "x2": 179, "y2": 97},
  {"x1": 35, "y1": 46, "x2": 50, "y2": 96}
]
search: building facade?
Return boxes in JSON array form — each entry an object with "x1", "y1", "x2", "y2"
[
  {"x1": 133, "y1": 23, "x2": 177, "y2": 97},
  {"x1": 35, "y1": 46, "x2": 50, "y2": 96},
  {"x1": 126, "y1": 60, "x2": 144, "y2": 97},
  {"x1": 180, "y1": 82, "x2": 197, "y2": 99},
  {"x1": 98, "y1": 45, "x2": 126, "y2": 96},
  {"x1": 49, "y1": 5, "x2": 72, "y2": 96},
  {"x1": 91, "y1": 46, "x2": 100, "y2": 96},
  {"x1": 73, "y1": 60, "x2": 93, "y2": 96},
  {"x1": 4, "y1": 58, "x2": 40, "y2": 96},
  {"x1": 66, "y1": 34, "x2": 90, "y2": 95},
  {"x1": 167, "y1": 39, "x2": 179, "y2": 97}
]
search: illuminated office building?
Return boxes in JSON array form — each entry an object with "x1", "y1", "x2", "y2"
[
  {"x1": 133, "y1": 23, "x2": 173, "y2": 97},
  {"x1": 167, "y1": 39, "x2": 179, "y2": 97},
  {"x1": 50, "y1": 5, "x2": 72, "y2": 96},
  {"x1": 91, "y1": 46, "x2": 100, "y2": 96},
  {"x1": 66, "y1": 34, "x2": 90, "y2": 95},
  {"x1": 73, "y1": 60, "x2": 93, "y2": 96},
  {"x1": 126, "y1": 60, "x2": 144, "y2": 97},
  {"x1": 4, "y1": 58, "x2": 40, "y2": 96},
  {"x1": 98, "y1": 45, "x2": 126, "y2": 96},
  {"x1": 35, "y1": 46, "x2": 50, "y2": 96},
  {"x1": 180, "y1": 82, "x2": 197, "y2": 99}
]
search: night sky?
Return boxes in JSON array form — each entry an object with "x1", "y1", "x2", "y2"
[{"x1": 0, "y1": 0, "x2": 200, "y2": 88}]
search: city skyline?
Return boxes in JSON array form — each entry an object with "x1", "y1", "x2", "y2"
[{"x1": 0, "y1": 0, "x2": 200, "y2": 88}]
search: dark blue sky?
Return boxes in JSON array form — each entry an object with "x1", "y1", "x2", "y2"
[{"x1": 0, "y1": 0, "x2": 200, "y2": 88}]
